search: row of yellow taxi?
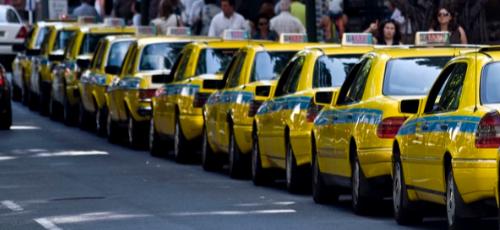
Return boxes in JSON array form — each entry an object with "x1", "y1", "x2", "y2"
[{"x1": 12, "y1": 17, "x2": 500, "y2": 229}]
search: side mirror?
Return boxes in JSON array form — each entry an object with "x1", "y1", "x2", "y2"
[
  {"x1": 400, "y1": 99, "x2": 421, "y2": 114},
  {"x1": 255, "y1": 85, "x2": 271, "y2": 97},
  {"x1": 105, "y1": 65, "x2": 121, "y2": 75},
  {"x1": 152, "y1": 74, "x2": 172, "y2": 84},
  {"x1": 203, "y1": 79, "x2": 225, "y2": 89},
  {"x1": 13, "y1": 44, "x2": 26, "y2": 52},
  {"x1": 76, "y1": 58, "x2": 91, "y2": 70},
  {"x1": 49, "y1": 53, "x2": 64, "y2": 62},
  {"x1": 26, "y1": 48, "x2": 41, "y2": 56},
  {"x1": 314, "y1": 91, "x2": 336, "y2": 106}
]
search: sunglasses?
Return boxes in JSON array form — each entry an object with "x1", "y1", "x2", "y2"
[{"x1": 438, "y1": 12, "x2": 450, "y2": 17}]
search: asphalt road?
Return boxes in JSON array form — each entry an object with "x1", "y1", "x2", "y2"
[{"x1": 0, "y1": 103, "x2": 497, "y2": 230}]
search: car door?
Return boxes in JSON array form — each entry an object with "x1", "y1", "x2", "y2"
[{"x1": 410, "y1": 63, "x2": 468, "y2": 195}]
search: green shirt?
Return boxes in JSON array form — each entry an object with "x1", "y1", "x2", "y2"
[{"x1": 290, "y1": 2, "x2": 306, "y2": 28}]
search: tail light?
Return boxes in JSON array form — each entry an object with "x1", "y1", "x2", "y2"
[
  {"x1": 139, "y1": 89, "x2": 156, "y2": 100},
  {"x1": 193, "y1": 92, "x2": 211, "y2": 108},
  {"x1": 306, "y1": 99, "x2": 323, "y2": 123},
  {"x1": 16, "y1": 26, "x2": 27, "y2": 39},
  {"x1": 0, "y1": 68, "x2": 5, "y2": 87},
  {"x1": 248, "y1": 100, "x2": 263, "y2": 117},
  {"x1": 154, "y1": 87, "x2": 165, "y2": 97},
  {"x1": 376, "y1": 117, "x2": 407, "y2": 139},
  {"x1": 475, "y1": 112, "x2": 500, "y2": 148}
]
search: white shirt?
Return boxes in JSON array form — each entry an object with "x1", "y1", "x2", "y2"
[
  {"x1": 208, "y1": 12, "x2": 249, "y2": 37},
  {"x1": 270, "y1": 11, "x2": 306, "y2": 35},
  {"x1": 181, "y1": 0, "x2": 199, "y2": 24},
  {"x1": 188, "y1": 0, "x2": 203, "y2": 25}
]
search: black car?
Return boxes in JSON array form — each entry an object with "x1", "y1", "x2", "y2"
[{"x1": 0, "y1": 64, "x2": 12, "y2": 130}]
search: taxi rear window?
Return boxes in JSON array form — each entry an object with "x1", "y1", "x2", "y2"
[
  {"x1": 139, "y1": 42, "x2": 188, "y2": 71},
  {"x1": 195, "y1": 48, "x2": 237, "y2": 76},
  {"x1": 79, "y1": 33, "x2": 127, "y2": 55},
  {"x1": 481, "y1": 62, "x2": 500, "y2": 104},
  {"x1": 53, "y1": 30, "x2": 76, "y2": 51},
  {"x1": 107, "y1": 41, "x2": 133, "y2": 67},
  {"x1": 250, "y1": 51, "x2": 296, "y2": 82},
  {"x1": 313, "y1": 55, "x2": 361, "y2": 88},
  {"x1": 383, "y1": 57, "x2": 451, "y2": 96}
]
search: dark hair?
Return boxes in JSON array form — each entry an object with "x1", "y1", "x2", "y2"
[
  {"x1": 430, "y1": 6, "x2": 459, "y2": 32},
  {"x1": 255, "y1": 13, "x2": 270, "y2": 25},
  {"x1": 204, "y1": 0, "x2": 216, "y2": 4},
  {"x1": 221, "y1": 0, "x2": 235, "y2": 7},
  {"x1": 134, "y1": 0, "x2": 140, "y2": 13},
  {"x1": 376, "y1": 19, "x2": 401, "y2": 45}
]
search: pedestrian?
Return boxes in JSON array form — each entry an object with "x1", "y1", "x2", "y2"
[
  {"x1": 290, "y1": 0, "x2": 306, "y2": 28},
  {"x1": 151, "y1": 0, "x2": 184, "y2": 35},
  {"x1": 252, "y1": 14, "x2": 278, "y2": 41},
  {"x1": 131, "y1": 0, "x2": 141, "y2": 26},
  {"x1": 319, "y1": 15, "x2": 339, "y2": 43},
  {"x1": 429, "y1": 6, "x2": 467, "y2": 44},
  {"x1": 113, "y1": 0, "x2": 134, "y2": 22},
  {"x1": 258, "y1": 0, "x2": 275, "y2": 19},
  {"x1": 270, "y1": 0, "x2": 306, "y2": 35},
  {"x1": 386, "y1": 0, "x2": 412, "y2": 43},
  {"x1": 181, "y1": 0, "x2": 198, "y2": 25},
  {"x1": 207, "y1": 0, "x2": 249, "y2": 37},
  {"x1": 190, "y1": 0, "x2": 221, "y2": 35},
  {"x1": 72, "y1": 0, "x2": 100, "y2": 19},
  {"x1": 375, "y1": 19, "x2": 402, "y2": 45}
]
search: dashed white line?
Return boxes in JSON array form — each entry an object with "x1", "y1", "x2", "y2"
[
  {"x1": 1, "y1": 200, "x2": 23, "y2": 212},
  {"x1": 34, "y1": 218, "x2": 63, "y2": 230}
]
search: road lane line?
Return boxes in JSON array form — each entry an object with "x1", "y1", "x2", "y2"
[
  {"x1": 34, "y1": 218, "x2": 63, "y2": 230},
  {"x1": 1, "y1": 200, "x2": 23, "y2": 212},
  {"x1": 170, "y1": 209, "x2": 296, "y2": 216}
]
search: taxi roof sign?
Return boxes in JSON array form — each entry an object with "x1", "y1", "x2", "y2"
[
  {"x1": 342, "y1": 33, "x2": 373, "y2": 46},
  {"x1": 279, "y1": 33, "x2": 307, "y2": 43},
  {"x1": 104, "y1": 17, "x2": 125, "y2": 27},
  {"x1": 78, "y1": 16, "x2": 97, "y2": 24},
  {"x1": 222, "y1": 29, "x2": 249, "y2": 41},
  {"x1": 415, "y1": 31, "x2": 450, "y2": 46},
  {"x1": 136, "y1": 26, "x2": 157, "y2": 36},
  {"x1": 166, "y1": 27, "x2": 191, "y2": 36}
]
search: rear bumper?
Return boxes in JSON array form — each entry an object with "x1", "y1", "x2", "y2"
[{"x1": 453, "y1": 158, "x2": 497, "y2": 204}]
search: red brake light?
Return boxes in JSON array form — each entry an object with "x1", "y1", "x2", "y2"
[
  {"x1": 306, "y1": 100, "x2": 323, "y2": 123},
  {"x1": 475, "y1": 112, "x2": 500, "y2": 148},
  {"x1": 248, "y1": 100, "x2": 263, "y2": 117},
  {"x1": 193, "y1": 92, "x2": 210, "y2": 108},
  {"x1": 0, "y1": 72, "x2": 4, "y2": 87},
  {"x1": 139, "y1": 89, "x2": 156, "y2": 99},
  {"x1": 16, "y1": 26, "x2": 27, "y2": 39},
  {"x1": 376, "y1": 117, "x2": 407, "y2": 139}
]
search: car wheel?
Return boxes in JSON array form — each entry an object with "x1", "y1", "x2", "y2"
[
  {"x1": 95, "y1": 106, "x2": 108, "y2": 136},
  {"x1": 251, "y1": 133, "x2": 271, "y2": 186},
  {"x1": 128, "y1": 116, "x2": 146, "y2": 149},
  {"x1": 107, "y1": 112, "x2": 120, "y2": 144},
  {"x1": 312, "y1": 148, "x2": 338, "y2": 204},
  {"x1": 49, "y1": 95, "x2": 61, "y2": 121},
  {"x1": 38, "y1": 82, "x2": 50, "y2": 116},
  {"x1": 78, "y1": 101, "x2": 92, "y2": 130},
  {"x1": 285, "y1": 141, "x2": 310, "y2": 193},
  {"x1": 173, "y1": 116, "x2": 190, "y2": 163},
  {"x1": 447, "y1": 169, "x2": 475, "y2": 230},
  {"x1": 393, "y1": 158, "x2": 422, "y2": 225},
  {"x1": 351, "y1": 157, "x2": 371, "y2": 215},
  {"x1": 63, "y1": 94, "x2": 77, "y2": 126},
  {"x1": 149, "y1": 119, "x2": 168, "y2": 157},
  {"x1": 202, "y1": 127, "x2": 221, "y2": 171},
  {"x1": 228, "y1": 128, "x2": 250, "y2": 179},
  {"x1": 0, "y1": 99, "x2": 12, "y2": 130},
  {"x1": 12, "y1": 84, "x2": 21, "y2": 102},
  {"x1": 21, "y1": 84, "x2": 29, "y2": 106}
]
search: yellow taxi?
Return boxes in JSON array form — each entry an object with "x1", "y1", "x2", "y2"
[
  {"x1": 253, "y1": 34, "x2": 373, "y2": 192},
  {"x1": 12, "y1": 21, "x2": 51, "y2": 103},
  {"x1": 311, "y1": 32, "x2": 477, "y2": 213},
  {"x1": 106, "y1": 29, "x2": 211, "y2": 148},
  {"x1": 50, "y1": 18, "x2": 135, "y2": 124},
  {"x1": 79, "y1": 35, "x2": 135, "y2": 134},
  {"x1": 392, "y1": 46, "x2": 500, "y2": 228},
  {"x1": 202, "y1": 34, "x2": 313, "y2": 178},
  {"x1": 30, "y1": 22, "x2": 78, "y2": 114},
  {"x1": 150, "y1": 30, "x2": 253, "y2": 162}
]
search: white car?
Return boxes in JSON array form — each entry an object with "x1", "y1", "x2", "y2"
[{"x1": 0, "y1": 5, "x2": 26, "y2": 71}]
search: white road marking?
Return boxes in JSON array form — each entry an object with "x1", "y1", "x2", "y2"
[
  {"x1": 1, "y1": 200, "x2": 23, "y2": 212},
  {"x1": 33, "y1": 150, "x2": 109, "y2": 158},
  {"x1": 170, "y1": 209, "x2": 296, "y2": 216},
  {"x1": 10, "y1": 125, "x2": 41, "y2": 130},
  {"x1": 34, "y1": 218, "x2": 63, "y2": 230}
]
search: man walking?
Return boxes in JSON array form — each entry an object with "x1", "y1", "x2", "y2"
[
  {"x1": 208, "y1": 0, "x2": 249, "y2": 37},
  {"x1": 72, "y1": 0, "x2": 100, "y2": 19},
  {"x1": 270, "y1": 0, "x2": 306, "y2": 35}
]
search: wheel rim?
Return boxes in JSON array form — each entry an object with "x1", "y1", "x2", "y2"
[
  {"x1": 96, "y1": 109, "x2": 101, "y2": 131},
  {"x1": 447, "y1": 174, "x2": 456, "y2": 226},
  {"x1": 149, "y1": 120, "x2": 155, "y2": 151},
  {"x1": 286, "y1": 144, "x2": 292, "y2": 186},
  {"x1": 128, "y1": 117, "x2": 134, "y2": 144},
  {"x1": 352, "y1": 161, "x2": 360, "y2": 206},
  {"x1": 393, "y1": 162, "x2": 402, "y2": 215},
  {"x1": 174, "y1": 121, "x2": 180, "y2": 158}
]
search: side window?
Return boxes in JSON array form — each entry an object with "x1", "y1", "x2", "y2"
[
  {"x1": 343, "y1": 58, "x2": 372, "y2": 104},
  {"x1": 174, "y1": 49, "x2": 191, "y2": 81},
  {"x1": 226, "y1": 52, "x2": 247, "y2": 88},
  {"x1": 425, "y1": 63, "x2": 467, "y2": 113},
  {"x1": 275, "y1": 56, "x2": 305, "y2": 97},
  {"x1": 7, "y1": 9, "x2": 20, "y2": 23},
  {"x1": 91, "y1": 41, "x2": 105, "y2": 69},
  {"x1": 119, "y1": 43, "x2": 137, "y2": 76},
  {"x1": 313, "y1": 55, "x2": 333, "y2": 88}
]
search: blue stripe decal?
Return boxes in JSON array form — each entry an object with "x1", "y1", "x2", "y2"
[
  {"x1": 314, "y1": 108, "x2": 383, "y2": 126},
  {"x1": 397, "y1": 116, "x2": 480, "y2": 136},
  {"x1": 206, "y1": 91, "x2": 254, "y2": 105},
  {"x1": 257, "y1": 96, "x2": 312, "y2": 115},
  {"x1": 164, "y1": 84, "x2": 200, "y2": 96}
]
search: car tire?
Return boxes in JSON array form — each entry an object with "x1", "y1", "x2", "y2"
[
  {"x1": 12, "y1": 84, "x2": 21, "y2": 102},
  {"x1": 173, "y1": 116, "x2": 190, "y2": 163},
  {"x1": 0, "y1": 98, "x2": 12, "y2": 130},
  {"x1": 128, "y1": 116, "x2": 146, "y2": 149},
  {"x1": 285, "y1": 141, "x2": 310, "y2": 193},
  {"x1": 21, "y1": 84, "x2": 29, "y2": 106},
  {"x1": 312, "y1": 147, "x2": 339, "y2": 204},
  {"x1": 149, "y1": 119, "x2": 168, "y2": 157},
  {"x1": 228, "y1": 128, "x2": 250, "y2": 179},
  {"x1": 49, "y1": 95, "x2": 61, "y2": 121},
  {"x1": 95, "y1": 106, "x2": 108, "y2": 136},
  {"x1": 251, "y1": 133, "x2": 271, "y2": 186},
  {"x1": 393, "y1": 158, "x2": 422, "y2": 225},
  {"x1": 63, "y1": 94, "x2": 77, "y2": 126},
  {"x1": 202, "y1": 127, "x2": 222, "y2": 171},
  {"x1": 107, "y1": 112, "x2": 121, "y2": 144},
  {"x1": 447, "y1": 169, "x2": 476, "y2": 230},
  {"x1": 38, "y1": 82, "x2": 50, "y2": 116},
  {"x1": 351, "y1": 157, "x2": 372, "y2": 215},
  {"x1": 78, "y1": 101, "x2": 93, "y2": 131},
  {"x1": 28, "y1": 90, "x2": 38, "y2": 111}
]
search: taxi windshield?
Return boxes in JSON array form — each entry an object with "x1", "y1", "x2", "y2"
[
  {"x1": 383, "y1": 57, "x2": 451, "y2": 96},
  {"x1": 139, "y1": 42, "x2": 188, "y2": 71},
  {"x1": 79, "y1": 33, "x2": 125, "y2": 55},
  {"x1": 107, "y1": 41, "x2": 132, "y2": 67},
  {"x1": 313, "y1": 55, "x2": 361, "y2": 88},
  {"x1": 196, "y1": 48, "x2": 236, "y2": 76},
  {"x1": 250, "y1": 51, "x2": 296, "y2": 82},
  {"x1": 481, "y1": 62, "x2": 500, "y2": 104},
  {"x1": 53, "y1": 30, "x2": 76, "y2": 51}
]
